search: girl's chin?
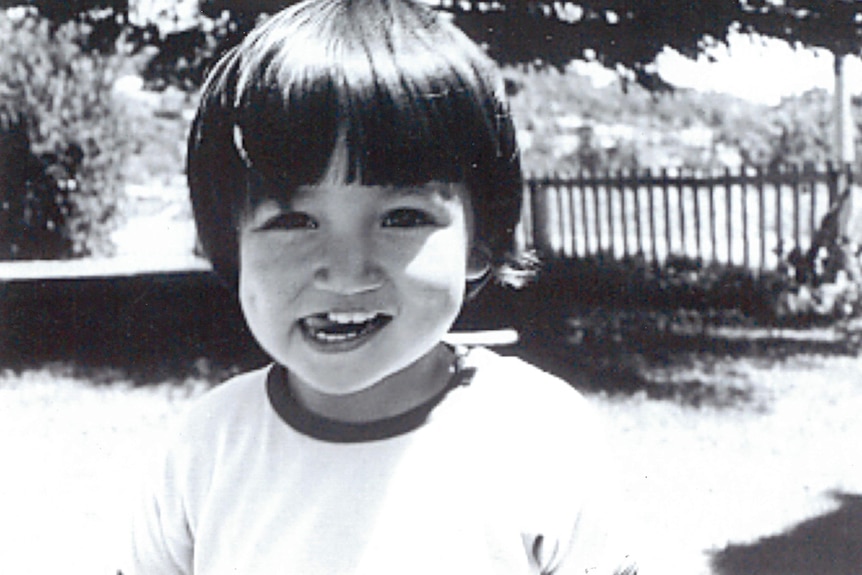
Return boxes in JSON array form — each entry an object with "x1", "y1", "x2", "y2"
[{"x1": 286, "y1": 366, "x2": 393, "y2": 397}]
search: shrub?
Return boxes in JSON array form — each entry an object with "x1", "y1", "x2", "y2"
[
  {"x1": 0, "y1": 101, "x2": 73, "y2": 259},
  {"x1": 0, "y1": 9, "x2": 128, "y2": 259},
  {"x1": 775, "y1": 240, "x2": 862, "y2": 323},
  {"x1": 520, "y1": 249, "x2": 862, "y2": 333}
]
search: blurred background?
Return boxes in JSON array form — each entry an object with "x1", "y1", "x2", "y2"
[{"x1": 1, "y1": 1, "x2": 861, "y2": 573}]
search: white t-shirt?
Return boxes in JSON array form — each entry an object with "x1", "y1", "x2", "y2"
[{"x1": 122, "y1": 347, "x2": 638, "y2": 574}]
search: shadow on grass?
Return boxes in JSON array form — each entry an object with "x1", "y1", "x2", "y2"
[
  {"x1": 711, "y1": 492, "x2": 862, "y2": 575},
  {"x1": 501, "y1": 301, "x2": 862, "y2": 409},
  {"x1": 482, "y1": 256, "x2": 862, "y2": 409}
]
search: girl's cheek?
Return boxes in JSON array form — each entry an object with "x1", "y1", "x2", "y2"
[{"x1": 403, "y1": 233, "x2": 469, "y2": 281}]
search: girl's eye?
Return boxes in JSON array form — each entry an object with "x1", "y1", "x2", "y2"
[
  {"x1": 259, "y1": 212, "x2": 317, "y2": 231},
  {"x1": 381, "y1": 208, "x2": 435, "y2": 228}
]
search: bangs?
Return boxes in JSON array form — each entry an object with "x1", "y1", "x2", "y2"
[
  {"x1": 227, "y1": 0, "x2": 508, "y2": 196},
  {"x1": 233, "y1": 75, "x2": 342, "y2": 191},
  {"x1": 234, "y1": 74, "x2": 490, "y2": 193},
  {"x1": 345, "y1": 71, "x2": 490, "y2": 187}
]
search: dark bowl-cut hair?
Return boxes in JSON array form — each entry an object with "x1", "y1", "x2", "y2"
[{"x1": 187, "y1": 0, "x2": 532, "y2": 291}]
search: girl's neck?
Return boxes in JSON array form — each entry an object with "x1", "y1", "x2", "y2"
[{"x1": 286, "y1": 343, "x2": 459, "y2": 425}]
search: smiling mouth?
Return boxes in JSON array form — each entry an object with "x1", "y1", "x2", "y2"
[{"x1": 300, "y1": 311, "x2": 392, "y2": 345}]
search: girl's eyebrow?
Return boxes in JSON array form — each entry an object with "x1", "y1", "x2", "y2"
[
  {"x1": 383, "y1": 183, "x2": 456, "y2": 201},
  {"x1": 292, "y1": 182, "x2": 458, "y2": 201}
]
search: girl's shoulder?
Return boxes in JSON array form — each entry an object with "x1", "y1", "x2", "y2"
[
  {"x1": 457, "y1": 346, "x2": 600, "y2": 434},
  {"x1": 174, "y1": 365, "x2": 274, "y2": 439},
  {"x1": 463, "y1": 347, "x2": 590, "y2": 405}
]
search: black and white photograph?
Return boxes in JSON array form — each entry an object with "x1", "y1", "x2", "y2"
[{"x1": 1, "y1": 1, "x2": 861, "y2": 573}]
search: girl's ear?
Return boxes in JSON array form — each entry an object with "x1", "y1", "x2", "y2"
[
  {"x1": 466, "y1": 244, "x2": 492, "y2": 282},
  {"x1": 465, "y1": 245, "x2": 492, "y2": 301}
]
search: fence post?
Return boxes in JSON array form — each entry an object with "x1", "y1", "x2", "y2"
[
  {"x1": 580, "y1": 169, "x2": 591, "y2": 256},
  {"x1": 757, "y1": 166, "x2": 766, "y2": 272},
  {"x1": 605, "y1": 169, "x2": 615, "y2": 257},
  {"x1": 835, "y1": 164, "x2": 855, "y2": 242},
  {"x1": 742, "y1": 166, "x2": 750, "y2": 269},
  {"x1": 619, "y1": 169, "x2": 628, "y2": 258},
  {"x1": 567, "y1": 174, "x2": 579, "y2": 257},
  {"x1": 552, "y1": 172, "x2": 567, "y2": 256},
  {"x1": 675, "y1": 170, "x2": 687, "y2": 258},
  {"x1": 520, "y1": 175, "x2": 535, "y2": 251},
  {"x1": 592, "y1": 171, "x2": 602, "y2": 254},
  {"x1": 791, "y1": 164, "x2": 801, "y2": 252},
  {"x1": 808, "y1": 165, "x2": 817, "y2": 254},
  {"x1": 708, "y1": 171, "x2": 717, "y2": 264},
  {"x1": 725, "y1": 167, "x2": 733, "y2": 265},
  {"x1": 662, "y1": 168, "x2": 671, "y2": 259},
  {"x1": 775, "y1": 165, "x2": 785, "y2": 260},
  {"x1": 634, "y1": 170, "x2": 643, "y2": 257},
  {"x1": 693, "y1": 169, "x2": 702, "y2": 262},
  {"x1": 833, "y1": 54, "x2": 857, "y2": 244},
  {"x1": 529, "y1": 175, "x2": 552, "y2": 255},
  {"x1": 648, "y1": 167, "x2": 658, "y2": 262}
]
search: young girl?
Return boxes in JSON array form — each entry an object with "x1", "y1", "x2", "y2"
[{"x1": 121, "y1": 0, "x2": 640, "y2": 572}]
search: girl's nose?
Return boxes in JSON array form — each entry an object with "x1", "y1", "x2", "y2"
[{"x1": 313, "y1": 236, "x2": 384, "y2": 294}]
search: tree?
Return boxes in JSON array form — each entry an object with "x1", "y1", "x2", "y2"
[
  {"x1": 0, "y1": 0, "x2": 127, "y2": 23},
  {"x1": 0, "y1": 11, "x2": 127, "y2": 259},
  {"x1": 446, "y1": 0, "x2": 862, "y2": 87},
  {"x1": 737, "y1": 0, "x2": 862, "y2": 57},
  {"x1": 0, "y1": 0, "x2": 131, "y2": 51},
  {"x1": 5, "y1": 0, "x2": 862, "y2": 89},
  {"x1": 448, "y1": 0, "x2": 738, "y2": 86}
]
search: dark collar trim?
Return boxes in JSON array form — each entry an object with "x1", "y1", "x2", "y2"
[{"x1": 266, "y1": 363, "x2": 474, "y2": 443}]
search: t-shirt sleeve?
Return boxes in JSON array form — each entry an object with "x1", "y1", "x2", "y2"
[
  {"x1": 546, "y1": 470, "x2": 641, "y2": 575},
  {"x1": 508, "y1": 364, "x2": 641, "y2": 575},
  {"x1": 117, "y1": 429, "x2": 195, "y2": 575}
]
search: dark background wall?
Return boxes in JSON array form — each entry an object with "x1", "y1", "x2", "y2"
[
  {"x1": 1, "y1": 272, "x2": 265, "y2": 378},
  {"x1": 0, "y1": 270, "x2": 526, "y2": 381}
]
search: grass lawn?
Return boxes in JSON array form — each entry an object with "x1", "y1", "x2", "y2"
[
  {"x1": 1, "y1": 331, "x2": 860, "y2": 575},
  {"x1": 0, "y1": 369, "x2": 208, "y2": 574},
  {"x1": 596, "y1": 351, "x2": 862, "y2": 574}
]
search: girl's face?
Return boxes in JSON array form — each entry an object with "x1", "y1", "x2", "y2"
[{"x1": 238, "y1": 177, "x2": 486, "y2": 419}]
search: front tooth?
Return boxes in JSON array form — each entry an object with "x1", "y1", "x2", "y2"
[
  {"x1": 326, "y1": 312, "x2": 349, "y2": 324},
  {"x1": 327, "y1": 312, "x2": 375, "y2": 324}
]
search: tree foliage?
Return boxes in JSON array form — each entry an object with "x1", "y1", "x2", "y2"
[
  {"x1": 737, "y1": 0, "x2": 862, "y2": 55},
  {"x1": 447, "y1": 1, "x2": 862, "y2": 72},
  {"x1": 0, "y1": 0, "x2": 127, "y2": 23},
  {"x1": 448, "y1": 0, "x2": 740, "y2": 86},
  {"x1": 4, "y1": 0, "x2": 862, "y2": 89}
]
